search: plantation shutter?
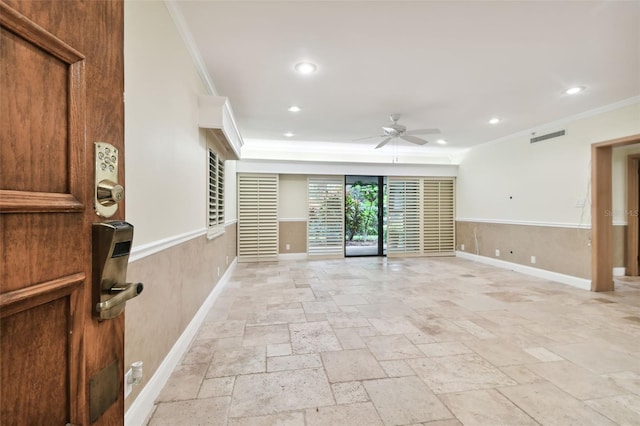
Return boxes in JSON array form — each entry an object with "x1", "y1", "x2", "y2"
[
  {"x1": 423, "y1": 178, "x2": 455, "y2": 254},
  {"x1": 387, "y1": 178, "x2": 422, "y2": 255},
  {"x1": 308, "y1": 176, "x2": 344, "y2": 257},
  {"x1": 208, "y1": 149, "x2": 224, "y2": 232},
  {"x1": 237, "y1": 174, "x2": 278, "y2": 262},
  {"x1": 387, "y1": 177, "x2": 455, "y2": 256}
]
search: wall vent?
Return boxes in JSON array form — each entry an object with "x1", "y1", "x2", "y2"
[{"x1": 530, "y1": 129, "x2": 566, "y2": 144}]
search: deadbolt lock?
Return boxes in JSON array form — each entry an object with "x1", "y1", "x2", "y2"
[{"x1": 97, "y1": 179, "x2": 124, "y2": 207}]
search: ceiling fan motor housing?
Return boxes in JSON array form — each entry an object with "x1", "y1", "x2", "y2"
[{"x1": 382, "y1": 124, "x2": 406, "y2": 136}]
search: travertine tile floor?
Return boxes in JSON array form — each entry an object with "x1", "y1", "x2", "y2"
[{"x1": 147, "y1": 257, "x2": 640, "y2": 425}]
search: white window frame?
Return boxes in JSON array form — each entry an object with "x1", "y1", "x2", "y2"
[{"x1": 207, "y1": 147, "x2": 225, "y2": 239}]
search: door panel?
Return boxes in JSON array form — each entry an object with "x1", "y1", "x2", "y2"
[{"x1": 0, "y1": 1, "x2": 124, "y2": 424}]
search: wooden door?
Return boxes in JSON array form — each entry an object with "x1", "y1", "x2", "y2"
[{"x1": 0, "y1": 1, "x2": 125, "y2": 424}]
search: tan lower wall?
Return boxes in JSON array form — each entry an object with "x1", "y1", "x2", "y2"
[
  {"x1": 279, "y1": 220, "x2": 307, "y2": 254},
  {"x1": 456, "y1": 221, "x2": 592, "y2": 279},
  {"x1": 612, "y1": 224, "x2": 626, "y2": 270},
  {"x1": 123, "y1": 222, "x2": 237, "y2": 410}
]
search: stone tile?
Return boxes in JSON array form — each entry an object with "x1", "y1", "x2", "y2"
[
  {"x1": 207, "y1": 346, "x2": 265, "y2": 377},
  {"x1": 523, "y1": 346, "x2": 564, "y2": 362},
  {"x1": 247, "y1": 309, "x2": 306, "y2": 326},
  {"x1": 326, "y1": 312, "x2": 372, "y2": 328},
  {"x1": 363, "y1": 334, "x2": 424, "y2": 360},
  {"x1": 499, "y1": 365, "x2": 545, "y2": 385},
  {"x1": 526, "y1": 360, "x2": 628, "y2": 400},
  {"x1": 439, "y1": 389, "x2": 538, "y2": 425},
  {"x1": 585, "y1": 394, "x2": 640, "y2": 425},
  {"x1": 305, "y1": 402, "x2": 383, "y2": 426},
  {"x1": 331, "y1": 294, "x2": 369, "y2": 306},
  {"x1": 407, "y1": 354, "x2": 516, "y2": 394},
  {"x1": 499, "y1": 382, "x2": 617, "y2": 426},
  {"x1": 149, "y1": 397, "x2": 231, "y2": 426},
  {"x1": 228, "y1": 412, "x2": 304, "y2": 426},
  {"x1": 242, "y1": 324, "x2": 290, "y2": 347},
  {"x1": 453, "y1": 320, "x2": 496, "y2": 339},
  {"x1": 305, "y1": 313, "x2": 327, "y2": 322},
  {"x1": 333, "y1": 328, "x2": 367, "y2": 349},
  {"x1": 548, "y1": 341, "x2": 640, "y2": 374},
  {"x1": 364, "y1": 376, "x2": 453, "y2": 425},
  {"x1": 379, "y1": 360, "x2": 415, "y2": 377},
  {"x1": 603, "y1": 370, "x2": 640, "y2": 394},
  {"x1": 229, "y1": 368, "x2": 334, "y2": 418},
  {"x1": 465, "y1": 339, "x2": 540, "y2": 367},
  {"x1": 357, "y1": 302, "x2": 417, "y2": 318},
  {"x1": 197, "y1": 320, "x2": 245, "y2": 340},
  {"x1": 302, "y1": 300, "x2": 341, "y2": 314},
  {"x1": 368, "y1": 318, "x2": 423, "y2": 335},
  {"x1": 289, "y1": 321, "x2": 341, "y2": 354},
  {"x1": 331, "y1": 381, "x2": 370, "y2": 404},
  {"x1": 266, "y1": 343, "x2": 292, "y2": 357},
  {"x1": 322, "y1": 349, "x2": 387, "y2": 382},
  {"x1": 422, "y1": 420, "x2": 463, "y2": 426},
  {"x1": 267, "y1": 354, "x2": 322, "y2": 372},
  {"x1": 156, "y1": 363, "x2": 207, "y2": 402},
  {"x1": 199, "y1": 376, "x2": 235, "y2": 398},
  {"x1": 417, "y1": 342, "x2": 473, "y2": 357}
]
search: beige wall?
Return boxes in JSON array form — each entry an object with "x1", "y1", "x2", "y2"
[
  {"x1": 456, "y1": 221, "x2": 591, "y2": 279},
  {"x1": 279, "y1": 221, "x2": 307, "y2": 254},
  {"x1": 124, "y1": 223, "x2": 236, "y2": 410}
]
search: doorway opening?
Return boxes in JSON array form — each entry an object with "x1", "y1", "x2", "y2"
[{"x1": 345, "y1": 176, "x2": 386, "y2": 257}]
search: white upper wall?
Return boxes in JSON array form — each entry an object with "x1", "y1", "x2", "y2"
[
  {"x1": 457, "y1": 101, "x2": 640, "y2": 226},
  {"x1": 124, "y1": 1, "x2": 208, "y2": 247}
]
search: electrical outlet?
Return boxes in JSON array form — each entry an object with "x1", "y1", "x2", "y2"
[
  {"x1": 217, "y1": 266, "x2": 220, "y2": 277},
  {"x1": 226, "y1": 255, "x2": 228, "y2": 265},
  {"x1": 125, "y1": 368, "x2": 133, "y2": 398},
  {"x1": 460, "y1": 244, "x2": 465, "y2": 251},
  {"x1": 575, "y1": 198, "x2": 585, "y2": 208},
  {"x1": 286, "y1": 243, "x2": 291, "y2": 251},
  {"x1": 495, "y1": 249, "x2": 500, "y2": 257},
  {"x1": 531, "y1": 256, "x2": 536, "y2": 264}
]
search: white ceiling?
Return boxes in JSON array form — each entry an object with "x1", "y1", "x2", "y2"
[{"x1": 173, "y1": 0, "x2": 640, "y2": 160}]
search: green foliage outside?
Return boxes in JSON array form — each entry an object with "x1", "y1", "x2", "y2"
[{"x1": 345, "y1": 182, "x2": 379, "y2": 242}]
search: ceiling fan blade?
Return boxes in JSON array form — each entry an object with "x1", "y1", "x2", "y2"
[
  {"x1": 375, "y1": 137, "x2": 392, "y2": 149},
  {"x1": 353, "y1": 134, "x2": 385, "y2": 141},
  {"x1": 405, "y1": 128, "x2": 441, "y2": 136},
  {"x1": 401, "y1": 135, "x2": 429, "y2": 145}
]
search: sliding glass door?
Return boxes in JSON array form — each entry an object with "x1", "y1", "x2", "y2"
[{"x1": 345, "y1": 176, "x2": 386, "y2": 257}]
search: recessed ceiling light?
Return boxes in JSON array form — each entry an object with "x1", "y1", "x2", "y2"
[
  {"x1": 489, "y1": 117, "x2": 500, "y2": 125},
  {"x1": 294, "y1": 62, "x2": 317, "y2": 74},
  {"x1": 566, "y1": 86, "x2": 585, "y2": 95},
  {"x1": 436, "y1": 139, "x2": 447, "y2": 145},
  {"x1": 288, "y1": 106, "x2": 301, "y2": 112},
  {"x1": 284, "y1": 132, "x2": 294, "y2": 137}
]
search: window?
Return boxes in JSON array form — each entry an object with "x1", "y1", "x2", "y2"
[
  {"x1": 237, "y1": 174, "x2": 278, "y2": 262},
  {"x1": 387, "y1": 177, "x2": 455, "y2": 256},
  {"x1": 308, "y1": 176, "x2": 344, "y2": 257},
  {"x1": 207, "y1": 148, "x2": 225, "y2": 238}
]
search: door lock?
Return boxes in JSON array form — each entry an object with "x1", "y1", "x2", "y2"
[
  {"x1": 97, "y1": 179, "x2": 124, "y2": 207},
  {"x1": 92, "y1": 221, "x2": 143, "y2": 320},
  {"x1": 94, "y1": 142, "x2": 123, "y2": 217}
]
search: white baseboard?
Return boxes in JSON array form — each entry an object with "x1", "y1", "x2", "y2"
[
  {"x1": 124, "y1": 259, "x2": 237, "y2": 426},
  {"x1": 278, "y1": 253, "x2": 308, "y2": 261},
  {"x1": 613, "y1": 267, "x2": 626, "y2": 277},
  {"x1": 456, "y1": 251, "x2": 591, "y2": 291}
]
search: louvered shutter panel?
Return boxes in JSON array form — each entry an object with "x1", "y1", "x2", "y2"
[
  {"x1": 308, "y1": 176, "x2": 344, "y2": 257},
  {"x1": 387, "y1": 178, "x2": 421, "y2": 255},
  {"x1": 423, "y1": 178, "x2": 455, "y2": 255},
  {"x1": 217, "y1": 157, "x2": 224, "y2": 225},
  {"x1": 238, "y1": 174, "x2": 278, "y2": 262}
]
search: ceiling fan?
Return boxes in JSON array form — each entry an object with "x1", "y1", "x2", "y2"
[{"x1": 356, "y1": 114, "x2": 440, "y2": 149}]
